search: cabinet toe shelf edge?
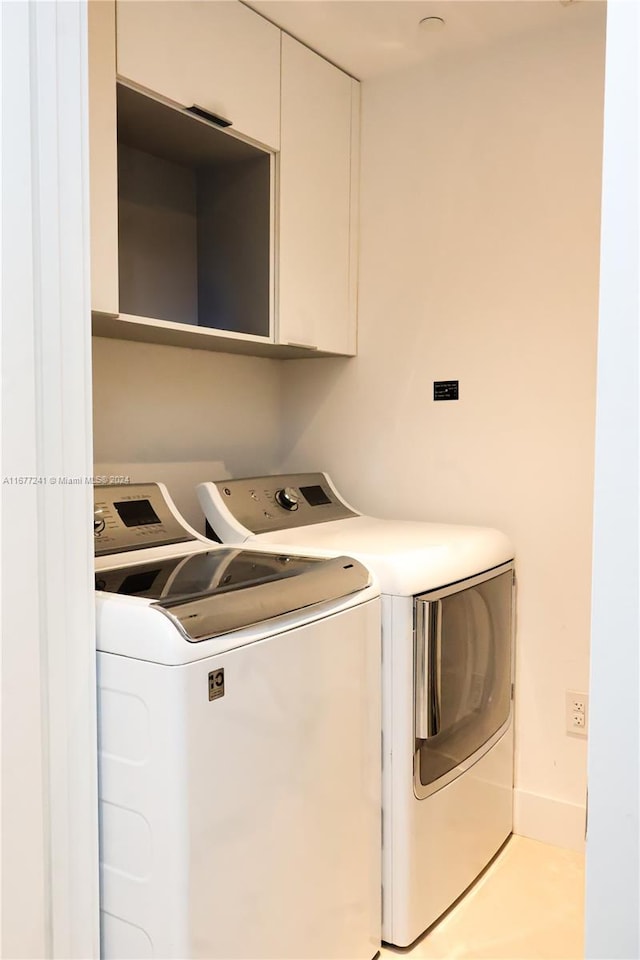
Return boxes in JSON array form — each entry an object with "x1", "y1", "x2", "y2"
[{"x1": 91, "y1": 312, "x2": 354, "y2": 360}]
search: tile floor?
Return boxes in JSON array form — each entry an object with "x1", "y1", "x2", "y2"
[{"x1": 380, "y1": 836, "x2": 585, "y2": 960}]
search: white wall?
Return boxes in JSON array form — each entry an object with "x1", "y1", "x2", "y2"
[
  {"x1": 585, "y1": 1, "x2": 639, "y2": 955},
  {"x1": 280, "y1": 4, "x2": 606, "y2": 848},
  {"x1": 92, "y1": 337, "x2": 283, "y2": 523}
]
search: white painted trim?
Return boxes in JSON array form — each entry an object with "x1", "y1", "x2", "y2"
[
  {"x1": 1, "y1": 2, "x2": 99, "y2": 957},
  {"x1": 585, "y1": 1, "x2": 640, "y2": 957},
  {"x1": 513, "y1": 789, "x2": 586, "y2": 853}
]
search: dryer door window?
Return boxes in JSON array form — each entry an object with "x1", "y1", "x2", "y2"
[{"x1": 414, "y1": 565, "x2": 513, "y2": 797}]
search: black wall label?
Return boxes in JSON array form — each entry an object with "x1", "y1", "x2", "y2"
[
  {"x1": 208, "y1": 668, "x2": 225, "y2": 701},
  {"x1": 433, "y1": 380, "x2": 459, "y2": 401}
]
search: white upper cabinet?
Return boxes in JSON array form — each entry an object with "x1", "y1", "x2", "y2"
[
  {"x1": 116, "y1": 1, "x2": 281, "y2": 149},
  {"x1": 89, "y1": 3, "x2": 360, "y2": 358},
  {"x1": 278, "y1": 35, "x2": 360, "y2": 356}
]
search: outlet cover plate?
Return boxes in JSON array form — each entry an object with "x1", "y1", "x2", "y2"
[{"x1": 566, "y1": 690, "x2": 589, "y2": 737}]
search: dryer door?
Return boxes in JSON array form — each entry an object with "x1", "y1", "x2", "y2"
[{"x1": 414, "y1": 563, "x2": 514, "y2": 799}]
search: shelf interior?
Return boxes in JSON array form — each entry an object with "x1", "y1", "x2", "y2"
[{"x1": 117, "y1": 83, "x2": 272, "y2": 337}]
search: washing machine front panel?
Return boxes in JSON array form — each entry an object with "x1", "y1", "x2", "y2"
[
  {"x1": 98, "y1": 597, "x2": 381, "y2": 960},
  {"x1": 95, "y1": 478, "x2": 382, "y2": 959}
]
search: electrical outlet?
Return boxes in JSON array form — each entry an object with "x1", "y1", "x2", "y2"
[{"x1": 566, "y1": 691, "x2": 589, "y2": 736}]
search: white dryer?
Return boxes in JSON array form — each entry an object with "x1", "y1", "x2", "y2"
[
  {"x1": 94, "y1": 482, "x2": 381, "y2": 960},
  {"x1": 197, "y1": 472, "x2": 516, "y2": 947}
]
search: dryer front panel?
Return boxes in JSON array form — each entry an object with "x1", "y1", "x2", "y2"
[{"x1": 414, "y1": 562, "x2": 514, "y2": 799}]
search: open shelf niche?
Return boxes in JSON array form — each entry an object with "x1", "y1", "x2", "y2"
[{"x1": 116, "y1": 82, "x2": 273, "y2": 339}]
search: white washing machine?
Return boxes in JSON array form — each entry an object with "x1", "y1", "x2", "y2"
[
  {"x1": 94, "y1": 482, "x2": 381, "y2": 960},
  {"x1": 197, "y1": 472, "x2": 516, "y2": 947}
]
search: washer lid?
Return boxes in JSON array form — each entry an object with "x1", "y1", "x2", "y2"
[{"x1": 95, "y1": 547, "x2": 371, "y2": 641}]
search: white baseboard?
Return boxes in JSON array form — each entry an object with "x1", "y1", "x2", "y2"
[{"x1": 514, "y1": 788, "x2": 586, "y2": 851}]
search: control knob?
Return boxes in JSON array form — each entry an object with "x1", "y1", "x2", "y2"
[{"x1": 275, "y1": 487, "x2": 300, "y2": 511}]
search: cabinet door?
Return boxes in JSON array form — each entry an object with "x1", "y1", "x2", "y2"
[
  {"x1": 116, "y1": 1, "x2": 281, "y2": 150},
  {"x1": 88, "y1": 0, "x2": 119, "y2": 315},
  {"x1": 279, "y1": 36, "x2": 359, "y2": 356}
]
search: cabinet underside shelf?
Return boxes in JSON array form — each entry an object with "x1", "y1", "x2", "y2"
[{"x1": 92, "y1": 312, "x2": 354, "y2": 359}]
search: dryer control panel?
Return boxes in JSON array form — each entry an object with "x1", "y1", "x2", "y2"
[
  {"x1": 213, "y1": 473, "x2": 358, "y2": 535},
  {"x1": 94, "y1": 482, "x2": 194, "y2": 556}
]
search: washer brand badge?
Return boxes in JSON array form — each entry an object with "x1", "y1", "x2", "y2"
[{"x1": 208, "y1": 668, "x2": 225, "y2": 701}]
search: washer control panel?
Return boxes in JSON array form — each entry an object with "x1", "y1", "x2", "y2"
[
  {"x1": 94, "y1": 482, "x2": 194, "y2": 557},
  {"x1": 214, "y1": 473, "x2": 357, "y2": 535}
]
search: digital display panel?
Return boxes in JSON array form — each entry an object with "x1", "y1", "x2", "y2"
[
  {"x1": 300, "y1": 484, "x2": 332, "y2": 507},
  {"x1": 114, "y1": 498, "x2": 162, "y2": 528}
]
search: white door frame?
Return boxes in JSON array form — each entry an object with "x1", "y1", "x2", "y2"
[
  {"x1": 585, "y1": 1, "x2": 640, "y2": 956},
  {"x1": 1, "y1": 2, "x2": 99, "y2": 957}
]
